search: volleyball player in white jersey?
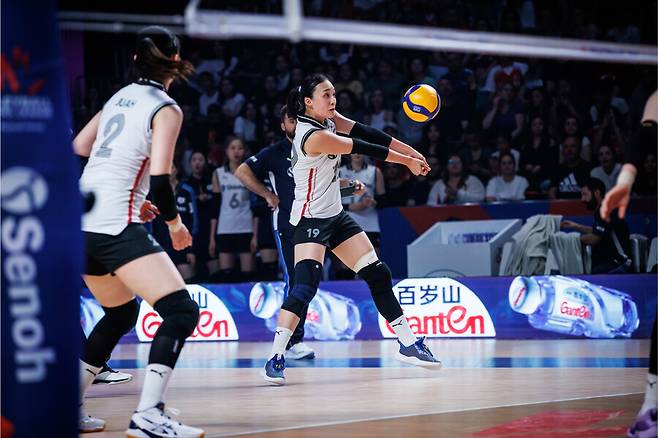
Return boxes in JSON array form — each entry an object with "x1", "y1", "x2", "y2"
[
  {"x1": 74, "y1": 26, "x2": 203, "y2": 437},
  {"x1": 337, "y1": 154, "x2": 385, "y2": 279},
  {"x1": 262, "y1": 74, "x2": 442, "y2": 384},
  {"x1": 210, "y1": 137, "x2": 255, "y2": 282}
]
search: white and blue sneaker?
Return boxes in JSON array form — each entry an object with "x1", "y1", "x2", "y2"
[
  {"x1": 126, "y1": 402, "x2": 204, "y2": 438},
  {"x1": 261, "y1": 354, "x2": 286, "y2": 385},
  {"x1": 395, "y1": 337, "x2": 442, "y2": 370},
  {"x1": 286, "y1": 342, "x2": 315, "y2": 360}
]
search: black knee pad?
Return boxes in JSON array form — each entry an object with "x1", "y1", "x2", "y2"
[
  {"x1": 153, "y1": 290, "x2": 199, "y2": 339},
  {"x1": 358, "y1": 261, "x2": 402, "y2": 322},
  {"x1": 358, "y1": 260, "x2": 392, "y2": 293},
  {"x1": 101, "y1": 298, "x2": 139, "y2": 334},
  {"x1": 281, "y1": 259, "x2": 322, "y2": 317}
]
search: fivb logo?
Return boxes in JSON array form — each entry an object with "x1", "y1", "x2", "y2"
[
  {"x1": 136, "y1": 285, "x2": 239, "y2": 342},
  {"x1": 1, "y1": 167, "x2": 55, "y2": 382},
  {"x1": 378, "y1": 277, "x2": 496, "y2": 338}
]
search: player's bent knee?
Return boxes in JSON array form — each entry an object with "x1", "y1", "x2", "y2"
[
  {"x1": 358, "y1": 260, "x2": 392, "y2": 294},
  {"x1": 154, "y1": 289, "x2": 199, "y2": 339},
  {"x1": 102, "y1": 298, "x2": 139, "y2": 335},
  {"x1": 281, "y1": 259, "x2": 322, "y2": 317}
]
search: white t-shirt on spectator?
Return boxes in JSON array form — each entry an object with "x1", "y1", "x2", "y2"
[
  {"x1": 483, "y1": 62, "x2": 528, "y2": 93},
  {"x1": 222, "y1": 93, "x2": 246, "y2": 118},
  {"x1": 427, "y1": 175, "x2": 485, "y2": 205},
  {"x1": 196, "y1": 57, "x2": 238, "y2": 83},
  {"x1": 486, "y1": 175, "x2": 529, "y2": 201},
  {"x1": 590, "y1": 164, "x2": 622, "y2": 192},
  {"x1": 234, "y1": 116, "x2": 257, "y2": 143},
  {"x1": 199, "y1": 91, "x2": 219, "y2": 117}
]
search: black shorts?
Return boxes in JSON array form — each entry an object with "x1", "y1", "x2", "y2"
[
  {"x1": 294, "y1": 210, "x2": 363, "y2": 249},
  {"x1": 216, "y1": 233, "x2": 252, "y2": 254},
  {"x1": 258, "y1": 215, "x2": 277, "y2": 250},
  {"x1": 365, "y1": 232, "x2": 381, "y2": 249},
  {"x1": 85, "y1": 223, "x2": 164, "y2": 276}
]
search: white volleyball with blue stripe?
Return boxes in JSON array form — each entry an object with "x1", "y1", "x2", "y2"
[{"x1": 402, "y1": 84, "x2": 441, "y2": 122}]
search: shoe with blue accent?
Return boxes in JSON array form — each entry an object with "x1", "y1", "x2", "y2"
[
  {"x1": 627, "y1": 408, "x2": 657, "y2": 438},
  {"x1": 395, "y1": 337, "x2": 442, "y2": 370},
  {"x1": 261, "y1": 354, "x2": 286, "y2": 385},
  {"x1": 126, "y1": 402, "x2": 204, "y2": 438}
]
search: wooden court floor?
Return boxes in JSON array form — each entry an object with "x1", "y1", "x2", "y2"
[{"x1": 86, "y1": 339, "x2": 650, "y2": 437}]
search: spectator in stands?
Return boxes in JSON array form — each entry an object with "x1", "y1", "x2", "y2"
[
  {"x1": 436, "y1": 77, "x2": 470, "y2": 148},
  {"x1": 363, "y1": 89, "x2": 393, "y2": 131},
  {"x1": 549, "y1": 135, "x2": 592, "y2": 199},
  {"x1": 560, "y1": 116, "x2": 592, "y2": 163},
  {"x1": 220, "y1": 77, "x2": 246, "y2": 120},
  {"x1": 406, "y1": 155, "x2": 441, "y2": 206},
  {"x1": 519, "y1": 116, "x2": 557, "y2": 196},
  {"x1": 459, "y1": 128, "x2": 494, "y2": 183},
  {"x1": 525, "y1": 87, "x2": 550, "y2": 123},
  {"x1": 408, "y1": 56, "x2": 437, "y2": 89},
  {"x1": 482, "y1": 83, "x2": 525, "y2": 141},
  {"x1": 365, "y1": 59, "x2": 405, "y2": 109},
  {"x1": 590, "y1": 144, "x2": 621, "y2": 192},
  {"x1": 195, "y1": 41, "x2": 238, "y2": 85},
  {"x1": 560, "y1": 178, "x2": 631, "y2": 274},
  {"x1": 334, "y1": 63, "x2": 364, "y2": 100},
  {"x1": 634, "y1": 152, "x2": 657, "y2": 196},
  {"x1": 259, "y1": 74, "x2": 283, "y2": 111},
  {"x1": 198, "y1": 72, "x2": 219, "y2": 117},
  {"x1": 337, "y1": 89, "x2": 364, "y2": 122},
  {"x1": 234, "y1": 101, "x2": 261, "y2": 146},
  {"x1": 274, "y1": 54, "x2": 291, "y2": 91},
  {"x1": 427, "y1": 154, "x2": 485, "y2": 205},
  {"x1": 490, "y1": 135, "x2": 521, "y2": 171},
  {"x1": 381, "y1": 161, "x2": 411, "y2": 207},
  {"x1": 438, "y1": 53, "x2": 474, "y2": 99},
  {"x1": 482, "y1": 57, "x2": 528, "y2": 94},
  {"x1": 485, "y1": 152, "x2": 529, "y2": 202},
  {"x1": 418, "y1": 121, "x2": 443, "y2": 159}
]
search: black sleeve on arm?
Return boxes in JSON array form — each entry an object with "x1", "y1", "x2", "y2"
[
  {"x1": 150, "y1": 174, "x2": 178, "y2": 221},
  {"x1": 350, "y1": 122, "x2": 393, "y2": 147},
  {"x1": 352, "y1": 138, "x2": 389, "y2": 161}
]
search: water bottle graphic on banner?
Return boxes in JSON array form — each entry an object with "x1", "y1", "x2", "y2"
[
  {"x1": 509, "y1": 276, "x2": 639, "y2": 338},
  {"x1": 249, "y1": 282, "x2": 362, "y2": 340}
]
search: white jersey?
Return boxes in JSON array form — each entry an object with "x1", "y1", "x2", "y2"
[
  {"x1": 289, "y1": 115, "x2": 342, "y2": 226},
  {"x1": 339, "y1": 162, "x2": 380, "y2": 232},
  {"x1": 80, "y1": 79, "x2": 177, "y2": 235},
  {"x1": 215, "y1": 165, "x2": 253, "y2": 234}
]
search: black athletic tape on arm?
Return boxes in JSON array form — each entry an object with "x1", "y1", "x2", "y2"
[
  {"x1": 352, "y1": 138, "x2": 389, "y2": 161},
  {"x1": 150, "y1": 174, "x2": 178, "y2": 221},
  {"x1": 350, "y1": 122, "x2": 392, "y2": 147}
]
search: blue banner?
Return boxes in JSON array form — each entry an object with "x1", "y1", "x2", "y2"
[
  {"x1": 81, "y1": 275, "x2": 656, "y2": 345},
  {"x1": 1, "y1": 1, "x2": 81, "y2": 437}
]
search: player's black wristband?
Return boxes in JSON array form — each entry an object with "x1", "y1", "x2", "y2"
[
  {"x1": 350, "y1": 122, "x2": 392, "y2": 147},
  {"x1": 351, "y1": 138, "x2": 389, "y2": 161},
  {"x1": 150, "y1": 174, "x2": 178, "y2": 221}
]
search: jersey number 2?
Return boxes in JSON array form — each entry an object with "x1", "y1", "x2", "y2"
[{"x1": 95, "y1": 113, "x2": 125, "y2": 158}]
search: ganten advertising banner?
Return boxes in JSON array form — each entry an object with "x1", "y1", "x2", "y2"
[
  {"x1": 81, "y1": 275, "x2": 656, "y2": 344},
  {"x1": 1, "y1": 1, "x2": 81, "y2": 437}
]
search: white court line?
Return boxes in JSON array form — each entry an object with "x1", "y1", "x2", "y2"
[{"x1": 209, "y1": 391, "x2": 642, "y2": 437}]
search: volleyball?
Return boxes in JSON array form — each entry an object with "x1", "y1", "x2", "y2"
[{"x1": 402, "y1": 84, "x2": 441, "y2": 122}]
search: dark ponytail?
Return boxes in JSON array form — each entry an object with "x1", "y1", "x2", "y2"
[
  {"x1": 286, "y1": 73, "x2": 330, "y2": 117},
  {"x1": 135, "y1": 26, "x2": 194, "y2": 83}
]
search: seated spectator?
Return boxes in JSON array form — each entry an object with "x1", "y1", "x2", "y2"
[
  {"x1": 381, "y1": 161, "x2": 411, "y2": 207},
  {"x1": 482, "y1": 84, "x2": 525, "y2": 141},
  {"x1": 559, "y1": 116, "x2": 592, "y2": 163},
  {"x1": 408, "y1": 56, "x2": 437, "y2": 89},
  {"x1": 549, "y1": 135, "x2": 592, "y2": 199},
  {"x1": 590, "y1": 144, "x2": 621, "y2": 192},
  {"x1": 519, "y1": 116, "x2": 557, "y2": 195},
  {"x1": 525, "y1": 87, "x2": 550, "y2": 126},
  {"x1": 482, "y1": 57, "x2": 528, "y2": 94},
  {"x1": 220, "y1": 77, "x2": 246, "y2": 120},
  {"x1": 198, "y1": 72, "x2": 219, "y2": 117},
  {"x1": 195, "y1": 41, "x2": 238, "y2": 85},
  {"x1": 334, "y1": 63, "x2": 364, "y2": 100},
  {"x1": 363, "y1": 89, "x2": 394, "y2": 131},
  {"x1": 365, "y1": 59, "x2": 406, "y2": 109},
  {"x1": 435, "y1": 77, "x2": 469, "y2": 148},
  {"x1": 418, "y1": 121, "x2": 444, "y2": 158},
  {"x1": 406, "y1": 155, "x2": 441, "y2": 206},
  {"x1": 337, "y1": 89, "x2": 364, "y2": 122},
  {"x1": 490, "y1": 135, "x2": 521, "y2": 171},
  {"x1": 459, "y1": 128, "x2": 494, "y2": 183},
  {"x1": 634, "y1": 152, "x2": 657, "y2": 196},
  {"x1": 427, "y1": 154, "x2": 485, "y2": 205},
  {"x1": 485, "y1": 152, "x2": 529, "y2": 202},
  {"x1": 233, "y1": 101, "x2": 261, "y2": 145},
  {"x1": 560, "y1": 178, "x2": 631, "y2": 274},
  {"x1": 274, "y1": 55, "x2": 291, "y2": 91}
]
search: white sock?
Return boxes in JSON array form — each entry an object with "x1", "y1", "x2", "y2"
[
  {"x1": 79, "y1": 360, "x2": 102, "y2": 416},
  {"x1": 270, "y1": 327, "x2": 293, "y2": 358},
  {"x1": 389, "y1": 315, "x2": 417, "y2": 347},
  {"x1": 137, "y1": 364, "x2": 173, "y2": 411},
  {"x1": 641, "y1": 373, "x2": 657, "y2": 414}
]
